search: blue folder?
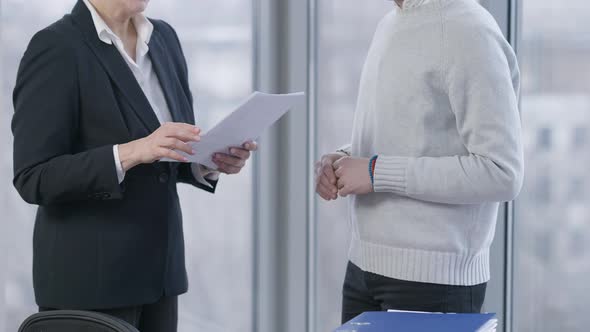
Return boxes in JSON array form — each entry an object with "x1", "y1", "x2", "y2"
[{"x1": 335, "y1": 311, "x2": 496, "y2": 332}]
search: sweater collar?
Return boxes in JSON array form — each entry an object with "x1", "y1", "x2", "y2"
[{"x1": 393, "y1": 0, "x2": 435, "y2": 10}]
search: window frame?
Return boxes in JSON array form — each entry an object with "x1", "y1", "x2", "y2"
[{"x1": 1, "y1": 0, "x2": 520, "y2": 330}]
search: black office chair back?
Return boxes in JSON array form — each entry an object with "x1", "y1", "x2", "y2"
[{"x1": 18, "y1": 310, "x2": 140, "y2": 332}]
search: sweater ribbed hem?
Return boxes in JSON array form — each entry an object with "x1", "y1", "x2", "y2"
[
  {"x1": 349, "y1": 238, "x2": 490, "y2": 286},
  {"x1": 373, "y1": 156, "x2": 410, "y2": 195}
]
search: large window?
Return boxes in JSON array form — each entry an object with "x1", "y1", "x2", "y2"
[
  {"x1": 0, "y1": 1, "x2": 253, "y2": 331},
  {"x1": 313, "y1": 2, "x2": 396, "y2": 331},
  {"x1": 5, "y1": 1, "x2": 590, "y2": 331},
  {"x1": 514, "y1": 0, "x2": 590, "y2": 331}
]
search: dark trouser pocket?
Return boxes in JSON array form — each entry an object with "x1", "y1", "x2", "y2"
[
  {"x1": 445, "y1": 282, "x2": 488, "y2": 313},
  {"x1": 341, "y1": 261, "x2": 382, "y2": 324}
]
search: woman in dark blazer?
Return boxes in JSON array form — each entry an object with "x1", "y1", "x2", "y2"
[{"x1": 11, "y1": 0, "x2": 256, "y2": 330}]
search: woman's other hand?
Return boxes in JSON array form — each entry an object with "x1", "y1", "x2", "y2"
[{"x1": 212, "y1": 141, "x2": 258, "y2": 174}]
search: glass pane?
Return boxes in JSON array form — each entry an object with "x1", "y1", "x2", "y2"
[
  {"x1": 145, "y1": 2, "x2": 253, "y2": 331},
  {"x1": 1, "y1": 1, "x2": 253, "y2": 331},
  {"x1": 314, "y1": 1, "x2": 392, "y2": 331},
  {"x1": 1, "y1": 3, "x2": 75, "y2": 331},
  {"x1": 514, "y1": 1, "x2": 590, "y2": 331}
]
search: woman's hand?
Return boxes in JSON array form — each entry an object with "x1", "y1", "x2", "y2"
[
  {"x1": 315, "y1": 153, "x2": 345, "y2": 201},
  {"x1": 212, "y1": 141, "x2": 258, "y2": 174},
  {"x1": 118, "y1": 122, "x2": 201, "y2": 172},
  {"x1": 333, "y1": 156, "x2": 373, "y2": 197}
]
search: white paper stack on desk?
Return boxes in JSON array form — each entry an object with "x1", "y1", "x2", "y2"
[
  {"x1": 385, "y1": 310, "x2": 497, "y2": 332},
  {"x1": 387, "y1": 310, "x2": 498, "y2": 332},
  {"x1": 335, "y1": 310, "x2": 497, "y2": 332}
]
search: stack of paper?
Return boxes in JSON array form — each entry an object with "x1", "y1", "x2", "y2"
[
  {"x1": 163, "y1": 91, "x2": 305, "y2": 169},
  {"x1": 335, "y1": 310, "x2": 497, "y2": 332}
]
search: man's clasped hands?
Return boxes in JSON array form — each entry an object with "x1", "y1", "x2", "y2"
[{"x1": 314, "y1": 153, "x2": 374, "y2": 201}]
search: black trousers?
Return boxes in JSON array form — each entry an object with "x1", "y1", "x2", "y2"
[
  {"x1": 342, "y1": 261, "x2": 487, "y2": 324},
  {"x1": 39, "y1": 295, "x2": 178, "y2": 332}
]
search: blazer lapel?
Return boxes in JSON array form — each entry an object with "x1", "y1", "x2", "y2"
[
  {"x1": 148, "y1": 31, "x2": 187, "y2": 124},
  {"x1": 70, "y1": 1, "x2": 161, "y2": 133}
]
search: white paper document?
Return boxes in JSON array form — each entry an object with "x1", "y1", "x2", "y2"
[
  {"x1": 164, "y1": 91, "x2": 305, "y2": 169},
  {"x1": 387, "y1": 309, "x2": 497, "y2": 332}
]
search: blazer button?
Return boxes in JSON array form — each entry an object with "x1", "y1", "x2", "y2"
[{"x1": 158, "y1": 173, "x2": 169, "y2": 183}]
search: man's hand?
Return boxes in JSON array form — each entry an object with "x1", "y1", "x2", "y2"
[
  {"x1": 212, "y1": 141, "x2": 258, "y2": 174},
  {"x1": 315, "y1": 153, "x2": 344, "y2": 201},
  {"x1": 333, "y1": 156, "x2": 373, "y2": 197},
  {"x1": 119, "y1": 123, "x2": 201, "y2": 172}
]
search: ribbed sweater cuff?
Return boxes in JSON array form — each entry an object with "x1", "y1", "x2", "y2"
[{"x1": 373, "y1": 156, "x2": 410, "y2": 195}]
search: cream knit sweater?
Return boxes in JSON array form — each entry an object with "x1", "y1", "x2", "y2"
[{"x1": 343, "y1": 0, "x2": 523, "y2": 286}]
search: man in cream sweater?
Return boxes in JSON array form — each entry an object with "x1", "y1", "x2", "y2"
[{"x1": 315, "y1": 0, "x2": 524, "y2": 323}]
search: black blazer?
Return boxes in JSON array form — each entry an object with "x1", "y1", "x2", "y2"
[{"x1": 12, "y1": 0, "x2": 217, "y2": 309}]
